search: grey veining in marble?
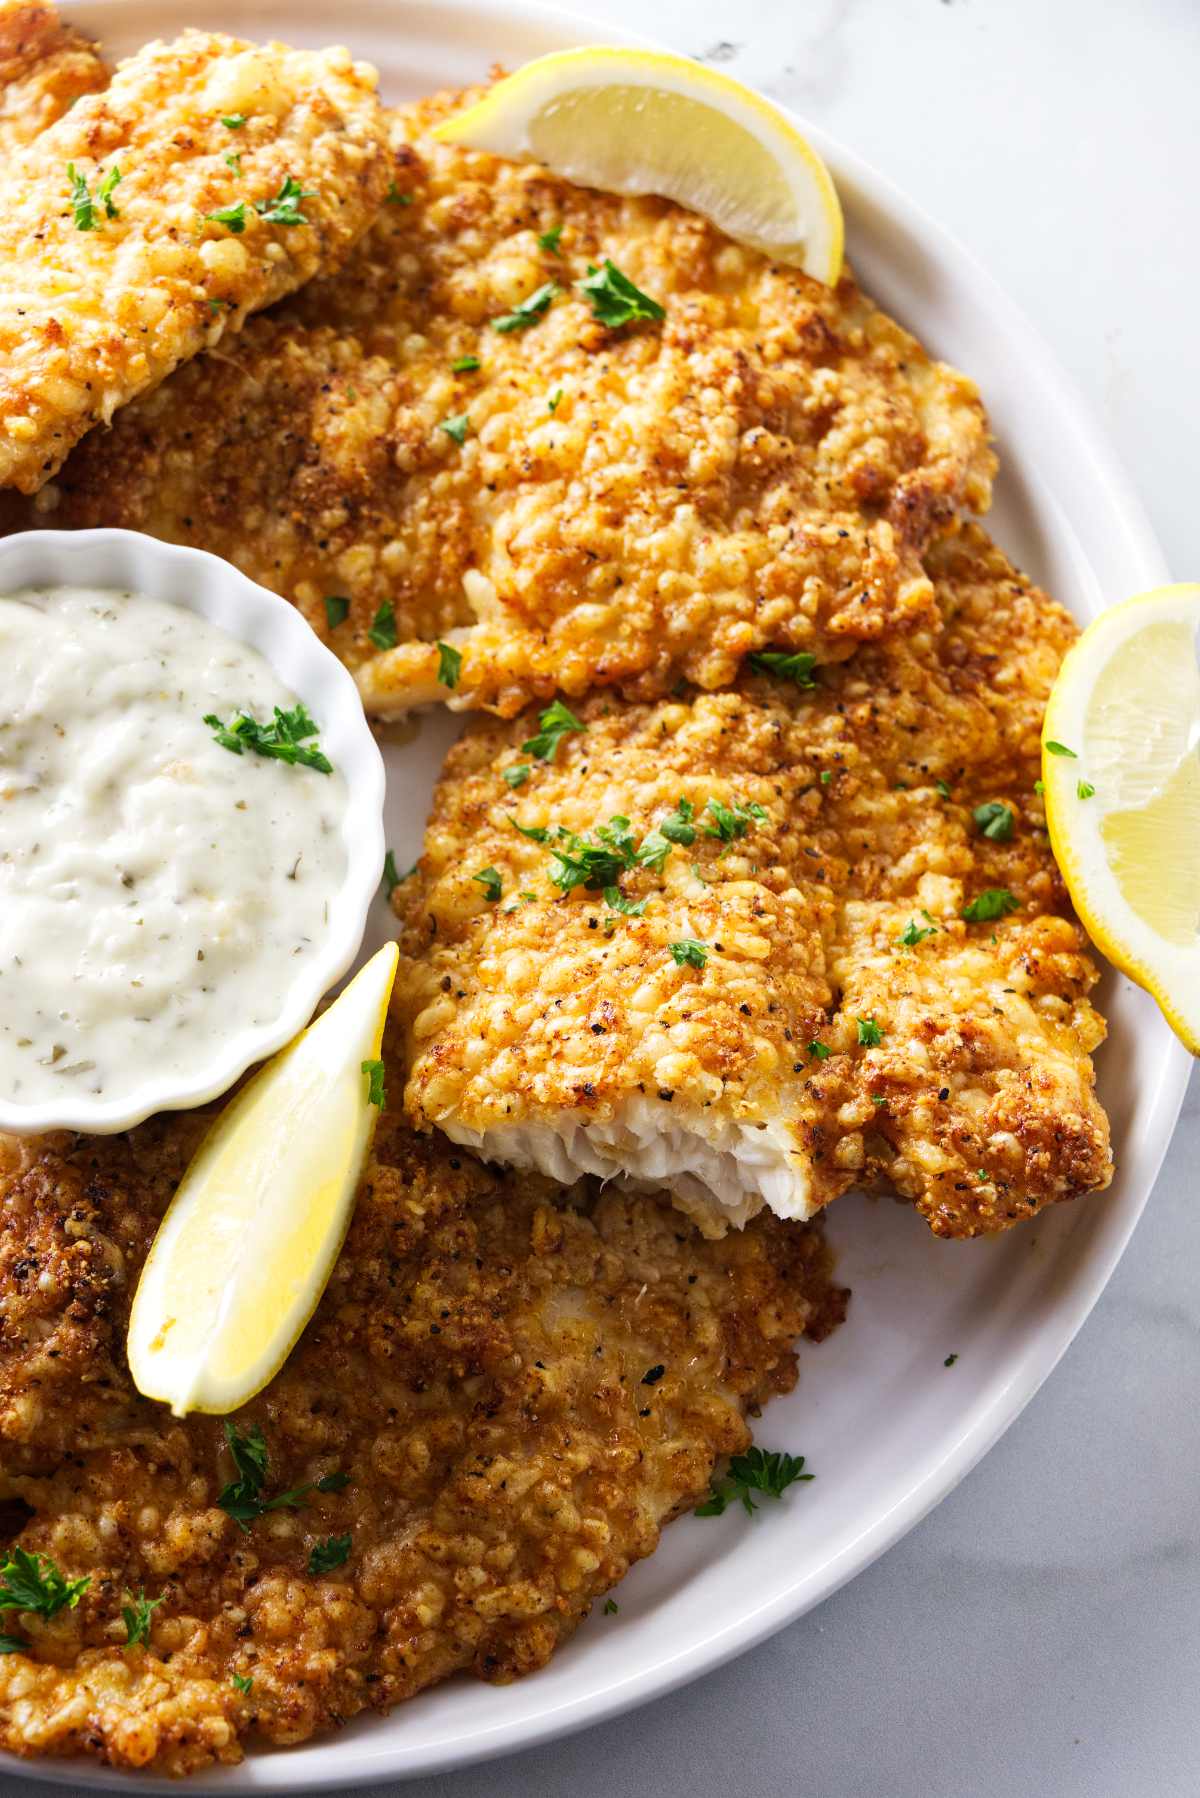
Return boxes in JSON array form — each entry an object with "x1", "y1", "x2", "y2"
[{"x1": 2, "y1": 1, "x2": 1197, "y2": 1794}]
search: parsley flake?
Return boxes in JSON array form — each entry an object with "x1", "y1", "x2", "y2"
[
  {"x1": 217, "y1": 1423, "x2": 347, "y2": 1531},
  {"x1": 254, "y1": 173, "x2": 316, "y2": 226},
  {"x1": 385, "y1": 181, "x2": 412, "y2": 205},
  {"x1": 604, "y1": 887, "x2": 647, "y2": 916},
  {"x1": 68, "y1": 161, "x2": 120, "y2": 230},
  {"x1": 232, "y1": 1673, "x2": 254, "y2": 1695},
  {"x1": 538, "y1": 224, "x2": 563, "y2": 253},
  {"x1": 807, "y1": 1039, "x2": 831, "y2": 1059},
  {"x1": 381, "y1": 849, "x2": 408, "y2": 896},
  {"x1": 493, "y1": 280, "x2": 558, "y2": 333},
  {"x1": 522, "y1": 698, "x2": 586, "y2": 761},
  {"x1": 437, "y1": 641, "x2": 462, "y2": 688},
  {"x1": 122, "y1": 1590, "x2": 164, "y2": 1649},
  {"x1": 602, "y1": 1597, "x2": 619, "y2": 1615},
  {"x1": 472, "y1": 866, "x2": 503, "y2": 902},
  {"x1": 205, "y1": 200, "x2": 246, "y2": 233},
  {"x1": 935, "y1": 778, "x2": 953, "y2": 799},
  {"x1": 224, "y1": 151, "x2": 242, "y2": 174},
  {"x1": 579, "y1": 259, "x2": 665, "y2": 327},
  {"x1": 1077, "y1": 779, "x2": 1096, "y2": 800},
  {"x1": 440, "y1": 412, "x2": 470, "y2": 445},
  {"x1": 704, "y1": 796, "x2": 767, "y2": 842},
  {"x1": 856, "y1": 1016, "x2": 884, "y2": 1047},
  {"x1": 361, "y1": 1059, "x2": 386, "y2": 1107},
  {"x1": 658, "y1": 797, "x2": 697, "y2": 845},
  {"x1": 1044, "y1": 740, "x2": 1077, "y2": 758},
  {"x1": 944, "y1": 1353, "x2": 959, "y2": 1367},
  {"x1": 221, "y1": 113, "x2": 247, "y2": 128},
  {"x1": 308, "y1": 1534, "x2": 352, "y2": 1575},
  {"x1": 204, "y1": 703, "x2": 332, "y2": 774},
  {"x1": 0, "y1": 1548, "x2": 89, "y2": 1620},
  {"x1": 367, "y1": 601, "x2": 397, "y2": 649},
  {"x1": 502, "y1": 762, "x2": 530, "y2": 789},
  {"x1": 548, "y1": 386, "x2": 563, "y2": 413},
  {"x1": 973, "y1": 800, "x2": 1015, "y2": 841},
  {"x1": 669, "y1": 939, "x2": 708, "y2": 969},
  {"x1": 696, "y1": 1447, "x2": 813, "y2": 1518},
  {"x1": 897, "y1": 913, "x2": 937, "y2": 947},
  {"x1": 0, "y1": 1635, "x2": 25, "y2": 1654},
  {"x1": 961, "y1": 888, "x2": 1020, "y2": 923},
  {"x1": 451, "y1": 354, "x2": 480, "y2": 372},
  {"x1": 1034, "y1": 778, "x2": 1045, "y2": 796},
  {"x1": 324, "y1": 594, "x2": 350, "y2": 630},
  {"x1": 748, "y1": 649, "x2": 817, "y2": 687}
]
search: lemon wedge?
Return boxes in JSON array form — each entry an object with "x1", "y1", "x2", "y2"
[
  {"x1": 1042, "y1": 585, "x2": 1200, "y2": 1053},
  {"x1": 433, "y1": 47, "x2": 843, "y2": 283},
  {"x1": 127, "y1": 944, "x2": 399, "y2": 1416}
]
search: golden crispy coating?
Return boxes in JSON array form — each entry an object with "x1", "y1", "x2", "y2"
[
  {"x1": 0, "y1": 1099, "x2": 842, "y2": 1774},
  {"x1": 393, "y1": 525, "x2": 1111, "y2": 1239},
  {"x1": 0, "y1": 29, "x2": 389, "y2": 494},
  {"x1": 26, "y1": 90, "x2": 994, "y2": 713},
  {"x1": 0, "y1": 1, "x2": 107, "y2": 157}
]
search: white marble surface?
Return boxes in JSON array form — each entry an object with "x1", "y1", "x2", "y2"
[{"x1": 3, "y1": 1, "x2": 1198, "y2": 1794}]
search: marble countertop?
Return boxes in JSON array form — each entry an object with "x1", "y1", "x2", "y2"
[{"x1": 2, "y1": 2, "x2": 1196, "y2": 1794}]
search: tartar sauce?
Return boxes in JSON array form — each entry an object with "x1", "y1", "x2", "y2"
[{"x1": 0, "y1": 585, "x2": 348, "y2": 1107}]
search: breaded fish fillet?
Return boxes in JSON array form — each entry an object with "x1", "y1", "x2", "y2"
[
  {"x1": 0, "y1": 29, "x2": 388, "y2": 494},
  {"x1": 0, "y1": 1, "x2": 107, "y2": 157},
  {"x1": 0, "y1": 1101, "x2": 843, "y2": 1775},
  {"x1": 392, "y1": 525, "x2": 1111, "y2": 1240},
  {"x1": 23, "y1": 91, "x2": 995, "y2": 713}
]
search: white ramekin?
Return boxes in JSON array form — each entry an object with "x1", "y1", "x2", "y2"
[{"x1": 0, "y1": 529, "x2": 386, "y2": 1135}]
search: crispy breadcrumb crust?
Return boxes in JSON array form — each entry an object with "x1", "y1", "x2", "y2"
[
  {"x1": 0, "y1": 1, "x2": 107, "y2": 158},
  {"x1": 393, "y1": 525, "x2": 1111, "y2": 1238},
  {"x1": 25, "y1": 89, "x2": 994, "y2": 711},
  {"x1": 0, "y1": 1100, "x2": 843, "y2": 1774},
  {"x1": 0, "y1": 29, "x2": 388, "y2": 493}
]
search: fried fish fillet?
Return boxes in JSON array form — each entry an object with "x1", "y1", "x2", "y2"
[
  {"x1": 392, "y1": 525, "x2": 1111, "y2": 1240},
  {"x1": 0, "y1": 1, "x2": 107, "y2": 157},
  {"x1": 0, "y1": 29, "x2": 389, "y2": 494},
  {"x1": 0, "y1": 1094, "x2": 843, "y2": 1775},
  {"x1": 25, "y1": 90, "x2": 995, "y2": 714}
]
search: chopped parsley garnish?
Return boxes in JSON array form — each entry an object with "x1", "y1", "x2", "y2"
[
  {"x1": 361, "y1": 1059, "x2": 386, "y2": 1107},
  {"x1": 437, "y1": 641, "x2": 462, "y2": 688},
  {"x1": 748, "y1": 649, "x2": 817, "y2": 687},
  {"x1": 935, "y1": 778, "x2": 953, "y2": 799},
  {"x1": 224, "y1": 151, "x2": 242, "y2": 175},
  {"x1": 538, "y1": 224, "x2": 563, "y2": 253},
  {"x1": 204, "y1": 703, "x2": 332, "y2": 774},
  {"x1": 254, "y1": 174, "x2": 316, "y2": 226},
  {"x1": 1044, "y1": 740, "x2": 1077, "y2": 758},
  {"x1": 493, "y1": 280, "x2": 558, "y2": 333},
  {"x1": 973, "y1": 800, "x2": 1014, "y2": 841},
  {"x1": 704, "y1": 796, "x2": 767, "y2": 842},
  {"x1": 1077, "y1": 779, "x2": 1096, "y2": 800},
  {"x1": 602, "y1": 1598, "x2": 619, "y2": 1615},
  {"x1": 385, "y1": 181, "x2": 412, "y2": 205},
  {"x1": 579, "y1": 259, "x2": 665, "y2": 328},
  {"x1": 897, "y1": 913, "x2": 937, "y2": 947},
  {"x1": 68, "y1": 161, "x2": 120, "y2": 230},
  {"x1": 807, "y1": 1039, "x2": 831, "y2": 1059},
  {"x1": 548, "y1": 386, "x2": 563, "y2": 413},
  {"x1": 217, "y1": 1423, "x2": 347, "y2": 1532},
  {"x1": 367, "y1": 601, "x2": 397, "y2": 649},
  {"x1": 308, "y1": 1534, "x2": 352, "y2": 1575},
  {"x1": 0, "y1": 1548, "x2": 89, "y2": 1619},
  {"x1": 502, "y1": 762, "x2": 530, "y2": 789},
  {"x1": 451, "y1": 354, "x2": 480, "y2": 372},
  {"x1": 205, "y1": 200, "x2": 246, "y2": 233},
  {"x1": 961, "y1": 887, "x2": 1020, "y2": 923},
  {"x1": 511, "y1": 819, "x2": 551, "y2": 844},
  {"x1": 944, "y1": 1353, "x2": 959, "y2": 1368},
  {"x1": 658, "y1": 797, "x2": 697, "y2": 845},
  {"x1": 819, "y1": 769, "x2": 832, "y2": 785},
  {"x1": 604, "y1": 887, "x2": 647, "y2": 916},
  {"x1": 522, "y1": 698, "x2": 586, "y2": 761},
  {"x1": 695, "y1": 1447, "x2": 813, "y2": 1518},
  {"x1": 232, "y1": 1673, "x2": 254, "y2": 1695},
  {"x1": 221, "y1": 113, "x2": 247, "y2": 128},
  {"x1": 669, "y1": 939, "x2": 708, "y2": 969},
  {"x1": 0, "y1": 1635, "x2": 25, "y2": 1654},
  {"x1": 856, "y1": 1016, "x2": 884, "y2": 1047},
  {"x1": 324, "y1": 594, "x2": 350, "y2": 630},
  {"x1": 381, "y1": 849, "x2": 405, "y2": 896},
  {"x1": 472, "y1": 866, "x2": 503, "y2": 902},
  {"x1": 440, "y1": 412, "x2": 470, "y2": 445},
  {"x1": 122, "y1": 1590, "x2": 164, "y2": 1649},
  {"x1": 1034, "y1": 778, "x2": 1045, "y2": 796}
]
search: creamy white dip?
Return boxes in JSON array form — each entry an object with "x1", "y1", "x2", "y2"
[{"x1": 0, "y1": 585, "x2": 348, "y2": 1107}]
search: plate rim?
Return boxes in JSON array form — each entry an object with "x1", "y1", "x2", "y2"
[{"x1": 2, "y1": 0, "x2": 1189, "y2": 1788}]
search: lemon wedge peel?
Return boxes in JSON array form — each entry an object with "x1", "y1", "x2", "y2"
[
  {"x1": 1042, "y1": 584, "x2": 1200, "y2": 1055},
  {"x1": 433, "y1": 47, "x2": 843, "y2": 285},
  {"x1": 127, "y1": 943, "x2": 399, "y2": 1417}
]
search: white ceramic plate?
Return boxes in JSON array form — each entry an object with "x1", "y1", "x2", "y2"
[{"x1": 6, "y1": 2, "x2": 1189, "y2": 1790}]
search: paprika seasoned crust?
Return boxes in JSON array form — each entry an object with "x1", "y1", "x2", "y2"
[
  {"x1": 0, "y1": 1097, "x2": 843, "y2": 1775},
  {"x1": 392, "y1": 524, "x2": 1112, "y2": 1240},
  {"x1": 0, "y1": 1, "x2": 107, "y2": 158},
  {"x1": 23, "y1": 86, "x2": 995, "y2": 713},
  {"x1": 0, "y1": 28, "x2": 389, "y2": 494}
]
